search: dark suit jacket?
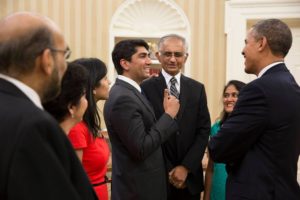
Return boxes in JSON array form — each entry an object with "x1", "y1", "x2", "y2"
[
  {"x1": 209, "y1": 63, "x2": 300, "y2": 200},
  {"x1": 0, "y1": 78, "x2": 97, "y2": 200},
  {"x1": 103, "y1": 79, "x2": 179, "y2": 200},
  {"x1": 141, "y1": 73, "x2": 211, "y2": 195}
]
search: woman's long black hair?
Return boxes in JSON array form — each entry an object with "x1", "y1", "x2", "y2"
[
  {"x1": 220, "y1": 80, "x2": 246, "y2": 125},
  {"x1": 71, "y1": 58, "x2": 107, "y2": 138}
]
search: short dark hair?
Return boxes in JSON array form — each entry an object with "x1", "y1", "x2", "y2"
[
  {"x1": 72, "y1": 58, "x2": 107, "y2": 138},
  {"x1": 220, "y1": 80, "x2": 246, "y2": 125},
  {"x1": 44, "y1": 62, "x2": 88, "y2": 123},
  {"x1": 252, "y1": 19, "x2": 292, "y2": 57},
  {"x1": 0, "y1": 26, "x2": 54, "y2": 74},
  {"x1": 112, "y1": 39, "x2": 149, "y2": 75}
]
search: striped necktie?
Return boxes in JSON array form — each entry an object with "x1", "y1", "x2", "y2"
[{"x1": 170, "y1": 77, "x2": 179, "y2": 99}]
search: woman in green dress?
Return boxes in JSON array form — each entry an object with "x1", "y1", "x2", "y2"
[{"x1": 204, "y1": 80, "x2": 246, "y2": 200}]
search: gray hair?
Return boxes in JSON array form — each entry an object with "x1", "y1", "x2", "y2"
[
  {"x1": 0, "y1": 26, "x2": 54, "y2": 74},
  {"x1": 157, "y1": 34, "x2": 188, "y2": 52}
]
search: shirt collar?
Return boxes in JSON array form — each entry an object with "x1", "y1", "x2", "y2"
[
  {"x1": 117, "y1": 75, "x2": 141, "y2": 93},
  {"x1": 258, "y1": 61, "x2": 284, "y2": 78},
  {"x1": 0, "y1": 73, "x2": 43, "y2": 109},
  {"x1": 161, "y1": 69, "x2": 181, "y2": 86}
]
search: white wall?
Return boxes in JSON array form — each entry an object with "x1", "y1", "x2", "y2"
[{"x1": 225, "y1": 0, "x2": 300, "y2": 84}]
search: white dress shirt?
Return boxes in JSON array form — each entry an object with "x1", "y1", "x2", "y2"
[
  {"x1": 117, "y1": 75, "x2": 142, "y2": 93},
  {"x1": 161, "y1": 69, "x2": 181, "y2": 93}
]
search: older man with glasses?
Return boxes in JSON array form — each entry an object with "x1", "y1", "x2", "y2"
[{"x1": 141, "y1": 34, "x2": 211, "y2": 200}]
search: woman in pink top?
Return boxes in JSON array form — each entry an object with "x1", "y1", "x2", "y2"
[{"x1": 68, "y1": 58, "x2": 111, "y2": 200}]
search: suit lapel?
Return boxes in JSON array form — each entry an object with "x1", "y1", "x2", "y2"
[
  {"x1": 177, "y1": 75, "x2": 188, "y2": 120},
  {"x1": 154, "y1": 74, "x2": 167, "y2": 114},
  {"x1": 135, "y1": 89, "x2": 156, "y2": 119},
  {"x1": 116, "y1": 79, "x2": 156, "y2": 119},
  {"x1": 155, "y1": 73, "x2": 187, "y2": 120}
]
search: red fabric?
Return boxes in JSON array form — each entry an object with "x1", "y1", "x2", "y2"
[{"x1": 68, "y1": 122, "x2": 110, "y2": 200}]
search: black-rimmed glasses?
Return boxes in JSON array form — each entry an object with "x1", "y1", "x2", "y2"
[
  {"x1": 49, "y1": 47, "x2": 71, "y2": 59},
  {"x1": 159, "y1": 51, "x2": 186, "y2": 58}
]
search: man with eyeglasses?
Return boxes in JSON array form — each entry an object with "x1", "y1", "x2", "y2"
[
  {"x1": 0, "y1": 12, "x2": 97, "y2": 199},
  {"x1": 141, "y1": 34, "x2": 211, "y2": 200},
  {"x1": 50, "y1": 47, "x2": 72, "y2": 60}
]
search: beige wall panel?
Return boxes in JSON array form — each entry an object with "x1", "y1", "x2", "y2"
[
  {"x1": 173, "y1": 0, "x2": 226, "y2": 121},
  {"x1": 0, "y1": 0, "x2": 226, "y2": 124}
]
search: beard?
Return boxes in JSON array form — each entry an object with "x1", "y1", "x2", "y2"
[{"x1": 42, "y1": 64, "x2": 61, "y2": 103}]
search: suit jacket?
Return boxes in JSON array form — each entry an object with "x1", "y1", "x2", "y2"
[
  {"x1": 103, "y1": 79, "x2": 179, "y2": 200},
  {"x1": 0, "y1": 78, "x2": 97, "y2": 200},
  {"x1": 141, "y1": 73, "x2": 211, "y2": 195},
  {"x1": 208, "y1": 63, "x2": 300, "y2": 200}
]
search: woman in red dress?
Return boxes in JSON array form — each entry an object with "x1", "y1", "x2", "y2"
[{"x1": 68, "y1": 58, "x2": 111, "y2": 200}]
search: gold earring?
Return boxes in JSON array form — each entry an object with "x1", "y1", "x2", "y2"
[{"x1": 69, "y1": 109, "x2": 74, "y2": 118}]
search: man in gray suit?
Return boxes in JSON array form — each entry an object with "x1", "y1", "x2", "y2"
[
  {"x1": 209, "y1": 19, "x2": 300, "y2": 199},
  {"x1": 104, "y1": 39, "x2": 180, "y2": 200}
]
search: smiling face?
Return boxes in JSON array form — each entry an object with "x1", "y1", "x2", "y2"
[
  {"x1": 242, "y1": 28, "x2": 262, "y2": 76},
  {"x1": 223, "y1": 84, "x2": 239, "y2": 114},
  {"x1": 125, "y1": 46, "x2": 152, "y2": 84},
  {"x1": 157, "y1": 37, "x2": 188, "y2": 76}
]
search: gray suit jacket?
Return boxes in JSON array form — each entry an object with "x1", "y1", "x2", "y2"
[{"x1": 104, "y1": 78, "x2": 178, "y2": 200}]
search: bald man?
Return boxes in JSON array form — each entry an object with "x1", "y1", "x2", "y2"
[{"x1": 0, "y1": 12, "x2": 97, "y2": 199}]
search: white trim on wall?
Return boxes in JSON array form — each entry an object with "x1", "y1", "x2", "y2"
[
  {"x1": 225, "y1": 0, "x2": 300, "y2": 83},
  {"x1": 108, "y1": 0, "x2": 191, "y2": 82}
]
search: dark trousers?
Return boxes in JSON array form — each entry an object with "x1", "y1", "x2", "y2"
[{"x1": 167, "y1": 185, "x2": 200, "y2": 200}]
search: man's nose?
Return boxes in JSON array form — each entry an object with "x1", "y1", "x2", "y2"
[{"x1": 146, "y1": 56, "x2": 152, "y2": 64}]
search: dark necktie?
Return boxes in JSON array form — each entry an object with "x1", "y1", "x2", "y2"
[{"x1": 170, "y1": 77, "x2": 179, "y2": 99}]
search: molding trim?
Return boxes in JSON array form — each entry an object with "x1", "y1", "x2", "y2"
[
  {"x1": 108, "y1": 0, "x2": 191, "y2": 80},
  {"x1": 225, "y1": 0, "x2": 300, "y2": 82}
]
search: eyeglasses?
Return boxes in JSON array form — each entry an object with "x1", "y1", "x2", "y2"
[
  {"x1": 223, "y1": 92, "x2": 239, "y2": 99},
  {"x1": 49, "y1": 47, "x2": 71, "y2": 59},
  {"x1": 159, "y1": 51, "x2": 186, "y2": 58}
]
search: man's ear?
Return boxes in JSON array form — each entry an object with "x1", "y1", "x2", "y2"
[
  {"x1": 155, "y1": 51, "x2": 160, "y2": 61},
  {"x1": 184, "y1": 53, "x2": 189, "y2": 62},
  {"x1": 258, "y1": 36, "x2": 267, "y2": 52},
  {"x1": 120, "y1": 59, "x2": 130, "y2": 71},
  {"x1": 39, "y1": 48, "x2": 54, "y2": 76}
]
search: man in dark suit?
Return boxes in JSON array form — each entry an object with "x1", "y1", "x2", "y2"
[
  {"x1": 209, "y1": 19, "x2": 300, "y2": 199},
  {"x1": 104, "y1": 39, "x2": 180, "y2": 200},
  {"x1": 141, "y1": 34, "x2": 211, "y2": 200},
  {"x1": 0, "y1": 12, "x2": 97, "y2": 199}
]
